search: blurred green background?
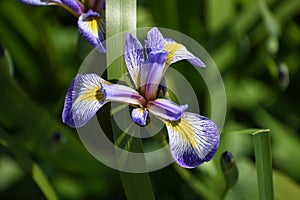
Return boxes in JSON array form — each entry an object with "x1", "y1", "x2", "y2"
[{"x1": 1, "y1": 0, "x2": 300, "y2": 199}]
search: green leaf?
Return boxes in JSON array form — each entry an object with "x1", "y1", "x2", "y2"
[{"x1": 253, "y1": 131, "x2": 274, "y2": 200}]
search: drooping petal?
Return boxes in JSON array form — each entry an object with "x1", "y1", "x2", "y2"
[
  {"x1": 165, "y1": 112, "x2": 220, "y2": 168},
  {"x1": 131, "y1": 108, "x2": 149, "y2": 126},
  {"x1": 62, "y1": 73, "x2": 109, "y2": 128},
  {"x1": 20, "y1": 0, "x2": 84, "y2": 16},
  {"x1": 78, "y1": 9, "x2": 106, "y2": 52},
  {"x1": 147, "y1": 98, "x2": 188, "y2": 121},
  {"x1": 124, "y1": 33, "x2": 144, "y2": 89},
  {"x1": 164, "y1": 39, "x2": 205, "y2": 67},
  {"x1": 101, "y1": 83, "x2": 146, "y2": 107},
  {"x1": 139, "y1": 51, "x2": 168, "y2": 100},
  {"x1": 144, "y1": 27, "x2": 166, "y2": 55},
  {"x1": 60, "y1": 0, "x2": 84, "y2": 15},
  {"x1": 19, "y1": 0, "x2": 61, "y2": 6}
]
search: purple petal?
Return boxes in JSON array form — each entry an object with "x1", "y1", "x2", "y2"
[
  {"x1": 131, "y1": 108, "x2": 148, "y2": 126},
  {"x1": 78, "y1": 10, "x2": 106, "y2": 52},
  {"x1": 101, "y1": 84, "x2": 146, "y2": 107},
  {"x1": 147, "y1": 98, "x2": 188, "y2": 121},
  {"x1": 19, "y1": 0, "x2": 62, "y2": 6},
  {"x1": 91, "y1": 0, "x2": 105, "y2": 11},
  {"x1": 139, "y1": 51, "x2": 168, "y2": 100},
  {"x1": 62, "y1": 73, "x2": 108, "y2": 128},
  {"x1": 60, "y1": 0, "x2": 84, "y2": 15},
  {"x1": 165, "y1": 39, "x2": 205, "y2": 67},
  {"x1": 144, "y1": 27, "x2": 166, "y2": 55},
  {"x1": 124, "y1": 33, "x2": 144, "y2": 88},
  {"x1": 20, "y1": 0, "x2": 85, "y2": 16},
  {"x1": 165, "y1": 112, "x2": 220, "y2": 168}
]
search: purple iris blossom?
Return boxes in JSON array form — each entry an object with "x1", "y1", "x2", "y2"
[
  {"x1": 20, "y1": 0, "x2": 106, "y2": 52},
  {"x1": 62, "y1": 27, "x2": 220, "y2": 168}
]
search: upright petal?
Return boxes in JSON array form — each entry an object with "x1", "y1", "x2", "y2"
[
  {"x1": 147, "y1": 98, "x2": 188, "y2": 121},
  {"x1": 144, "y1": 27, "x2": 166, "y2": 54},
  {"x1": 124, "y1": 33, "x2": 144, "y2": 89},
  {"x1": 78, "y1": 10, "x2": 106, "y2": 52},
  {"x1": 164, "y1": 39, "x2": 205, "y2": 67},
  {"x1": 165, "y1": 112, "x2": 220, "y2": 168},
  {"x1": 139, "y1": 51, "x2": 168, "y2": 100},
  {"x1": 131, "y1": 108, "x2": 149, "y2": 126},
  {"x1": 101, "y1": 83, "x2": 146, "y2": 107},
  {"x1": 62, "y1": 73, "x2": 108, "y2": 128}
]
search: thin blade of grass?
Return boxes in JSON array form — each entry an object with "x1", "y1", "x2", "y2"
[{"x1": 253, "y1": 131, "x2": 274, "y2": 200}]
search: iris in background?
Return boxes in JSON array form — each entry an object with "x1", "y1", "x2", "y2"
[{"x1": 20, "y1": 0, "x2": 106, "y2": 51}]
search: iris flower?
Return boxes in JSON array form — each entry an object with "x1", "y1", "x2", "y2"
[
  {"x1": 62, "y1": 28, "x2": 220, "y2": 168},
  {"x1": 20, "y1": 0, "x2": 106, "y2": 52}
]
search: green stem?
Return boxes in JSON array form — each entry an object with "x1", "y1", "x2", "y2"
[{"x1": 106, "y1": 1, "x2": 155, "y2": 200}]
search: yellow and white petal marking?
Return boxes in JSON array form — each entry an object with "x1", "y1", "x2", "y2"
[
  {"x1": 164, "y1": 40, "x2": 205, "y2": 67},
  {"x1": 164, "y1": 42, "x2": 184, "y2": 66},
  {"x1": 165, "y1": 112, "x2": 220, "y2": 168},
  {"x1": 78, "y1": 10, "x2": 102, "y2": 47},
  {"x1": 62, "y1": 73, "x2": 109, "y2": 128}
]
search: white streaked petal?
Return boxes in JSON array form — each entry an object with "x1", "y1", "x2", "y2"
[
  {"x1": 164, "y1": 112, "x2": 220, "y2": 168},
  {"x1": 124, "y1": 33, "x2": 144, "y2": 88},
  {"x1": 144, "y1": 27, "x2": 166, "y2": 55},
  {"x1": 78, "y1": 10, "x2": 106, "y2": 52},
  {"x1": 131, "y1": 108, "x2": 149, "y2": 126},
  {"x1": 62, "y1": 73, "x2": 108, "y2": 128}
]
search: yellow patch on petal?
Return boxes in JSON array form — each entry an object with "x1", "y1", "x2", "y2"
[
  {"x1": 165, "y1": 118, "x2": 197, "y2": 149},
  {"x1": 87, "y1": 18, "x2": 99, "y2": 37},
  {"x1": 164, "y1": 42, "x2": 184, "y2": 66},
  {"x1": 76, "y1": 85, "x2": 103, "y2": 103}
]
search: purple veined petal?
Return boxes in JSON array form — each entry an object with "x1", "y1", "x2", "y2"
[
  {"x1": 20, "y1": 0, "x2": 85, "y2": 16},
  {"x1": 144, "y1": 27, "x2": 166, "y2": 55},
  {"x1": 62, "y1": 73, "x2": 109, "y2": 128},
  {"x1": 164, "y1": 112, "x2": 220, "y2": 168},
  {"x1": 19, "y1": 0, "x2": 62, "y2": 6},
  {"x1": 164, "y1": 39, "x2": 205, "y2": 68},
  {"x1": 131, "y1": 108, "x2": 149, "y2": 126},
  {"x1": 124, "y1": 33, "x2": 144, "y2": 89},
  {"x1": 78, "y1": 10, "x2": 106, "y2": 52},
  {"x1": 101, "y1": 83, "x2": 146, "y2": 107},
  {"x1": 139, "y1": 51, "x2": 168, "y2": 100},
  {"x1": 147, "y1": 98, "x2": 188, "y2": 121}
]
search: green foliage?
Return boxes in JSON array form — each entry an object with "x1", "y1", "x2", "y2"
[{"x1": 1, "y1": 0, "x2": 300, "y2": 199}]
